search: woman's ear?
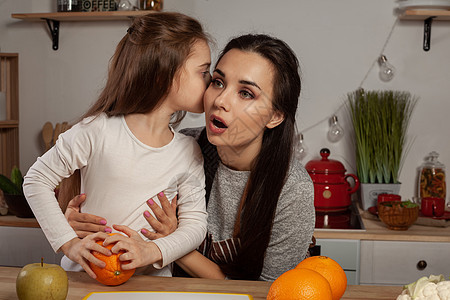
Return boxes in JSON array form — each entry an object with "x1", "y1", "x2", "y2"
[{"x1": 266, "y1": 111, "x2": 285, "y2": 129}]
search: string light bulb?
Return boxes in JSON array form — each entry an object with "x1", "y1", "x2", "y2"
[
  {"x1": 328, "y1": 115, "x2": 344, "y2": 142},
  {"x1": 378, "y1": 55, "x2": 396, "y2": 82},
  {"x1": 294, "y1": 133, "x2": 307, "y2": 161}
]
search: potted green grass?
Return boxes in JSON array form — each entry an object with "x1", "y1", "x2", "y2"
[
  {"x1": 0, "y1": 166, "x2": 34, "y2": 218},
  {"x1": 346, "y1": 89, "x2": 417, "y2": 210}
]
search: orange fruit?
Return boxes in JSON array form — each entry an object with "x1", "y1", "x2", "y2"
[
  {"x1": 88, "y1": 233, "x2": 136, "y2": 286},
  {"x1": 267, "y1": 268, "x2": 332, "y2": 300},
  {"x1": 295, "y1": 256, "x2": 347, "y2": 300}
]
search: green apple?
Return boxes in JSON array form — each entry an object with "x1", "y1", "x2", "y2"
[{"x1": 16, "y1": 258, "x2": 68, "y2": 300}]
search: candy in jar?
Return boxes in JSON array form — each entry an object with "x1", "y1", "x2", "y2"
[{"x1": 418, "y1": 151, "x2": 446, "y2": 200}]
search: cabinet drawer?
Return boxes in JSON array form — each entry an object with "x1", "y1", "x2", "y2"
[
  {"x1": 0, "y1": 226, "x2": 63, "y2": 267},
  {"x1": 316, "y1": 239, "x2": 360, "y2": 269},
  {"x1": 360, "y1": 240, "x2": 450, "y2": 285},
  {"x1": 316, "y1": 239, "x2": 360, "y2": 285}
]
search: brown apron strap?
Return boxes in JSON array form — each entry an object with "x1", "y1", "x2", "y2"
[{"x1": 232, "y1": 179, "x2": 250, "y2": 238}]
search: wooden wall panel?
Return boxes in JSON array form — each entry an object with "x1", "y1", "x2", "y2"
[{"x1": 0, "y1": 54, "x2": 19, "y2": 177}]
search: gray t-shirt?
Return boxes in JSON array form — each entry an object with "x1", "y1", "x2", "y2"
[{"x1": 208, "y1": 159, "x2": 315, "y2": 281}]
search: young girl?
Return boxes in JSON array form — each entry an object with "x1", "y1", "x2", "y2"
[{"x1": 23, "y1": 12, "x2": 211, "y2": 279}]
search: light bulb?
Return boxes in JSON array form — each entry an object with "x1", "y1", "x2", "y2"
[
  {"x1": 378, "y1": 55, "x2": 396, "y2": 82},
  {"x1": 294, "y1": 133, "x2": 307, "y2": 161},
  {"x1": 328, "y1": 115, "x2": 344, "y2": 142}
]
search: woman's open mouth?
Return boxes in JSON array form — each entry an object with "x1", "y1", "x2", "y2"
[
  {"x1": 209, "y1": 114, "x2": 228, "y2": 134},
  {"x1": 213, "y1": 118, "x2": 227, "y2": 128}
]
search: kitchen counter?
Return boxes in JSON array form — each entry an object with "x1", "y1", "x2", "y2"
[
  {"x1": 2, "y1": 206, "x2": 450, "y2": 241},
  {"x1": 314, "y1": 205, "x2": 450, "y2": 242},
  {"x1": 0, "y1": 266, "x2": 401, "y2": 299},
  {"x1": 0, "y1": 215, "x2": 39, "y2": 228}
]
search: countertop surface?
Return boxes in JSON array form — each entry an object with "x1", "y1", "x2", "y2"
[
  {"x1": 314, "y1": 204, "x2": 450, "y2": 242},
  {"x1": 0, "y1": 266, "x2": 402, "y2": 300},
  {"x1": 0, "y1": 215, "x2": 39, "y2": 228},
  {"x1": 1, "y1": 203, "x2": 450, "y2": 242}
]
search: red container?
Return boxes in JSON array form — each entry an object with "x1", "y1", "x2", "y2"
[
  {"x1": 378, "y1": 193, "x2": 401, "y2": 204},
  {"x1": 421, "y1": 197, "x2": 445, "y2": 217},
  {"x1": 305, "y1": 148, "x2": 360, "y2": 212}
]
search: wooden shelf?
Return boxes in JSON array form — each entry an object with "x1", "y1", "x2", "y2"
[
  {"x1": 398, "y1": 9, "x2": 450, "y2": 51},
  {"x1": 11, "y1": 10, "x2": 155, "y2": 22},
  {"x1": 399, "y1": 9, "x2": 450, "y2": 20},
  {"x1": 11, "y1": 11, "x2": 159, "y2": 50},
  {"x1": 0, "y1": 120, "x2": 19, "y2": 129}
]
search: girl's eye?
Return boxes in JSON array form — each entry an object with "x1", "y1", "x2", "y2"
[
  {"x1": 202, "y1": 71, "x2": 211, "y2": 79},
  {"x1": 239, "y1": 90, "x2": 254, "y2": 99},
  {"x1": 202, "y1": 71, "x2": 211, "y2": 85},
  {"x1": 212, "y1": 78, "x2": 224, "y2": 88}
]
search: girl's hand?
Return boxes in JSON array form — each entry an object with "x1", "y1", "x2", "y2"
[
  {"x1": 141, "y1": 192, "x2": 178, "y2": 240},
  {"x1": 59, "y1": 232, "x2": 112, "y2": 279},
  {"x1": 65, "y1": 194, "x2": 112, "y2": 238},
  {"x1": 105, "y1": 224, "x2": 163, "y2": 270}
]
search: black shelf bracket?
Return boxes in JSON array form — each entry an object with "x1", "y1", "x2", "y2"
[
  {"x1": 44, "y1": 18, "x2": 60, "y2": 51},
  {"x1": 423, "y1": 16, "x2": 435, "y2": 52}
]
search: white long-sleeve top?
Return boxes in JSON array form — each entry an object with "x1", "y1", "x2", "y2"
[{"x1": 23, "y1": 113, "x2": 207, "y2": 275}]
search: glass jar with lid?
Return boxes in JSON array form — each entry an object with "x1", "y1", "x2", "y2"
[
  {"x1": 418, "y1": 151, "x2": 446, "y2": 201},
  {"x1": 57, "y1": 0, "x2": 81, "y2": 12}
]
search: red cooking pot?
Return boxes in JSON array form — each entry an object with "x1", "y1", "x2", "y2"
[{"x1": 305, "y1": 148, "x2": 360, "y2": 212}]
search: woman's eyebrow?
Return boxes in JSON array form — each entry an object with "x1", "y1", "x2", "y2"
[
  {"x1": 213, "y1": 69, "x2": 225, "y2": 77},
  {"x1": 239, "y1": 80, "x2": 261, "y2": 91},
  {"x1": 213, "y1": 69, "x2": 262, "y2": 91}
]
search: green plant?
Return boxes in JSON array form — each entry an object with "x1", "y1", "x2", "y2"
[
  {"x1": 347, "y1": 89, "x2": 417, "y2": 184},
  {"x1": 381, "y1": 200, "x2": 419, "y2": 208},
  {"x1": 0, "y1": 166, "x2": 24, "y2": 195}
]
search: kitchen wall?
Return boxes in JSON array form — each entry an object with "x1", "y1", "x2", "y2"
[{"x1": 1, "y1": 0, "x2": 449, "y2": 203}]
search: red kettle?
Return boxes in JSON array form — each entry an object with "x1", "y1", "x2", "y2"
[{"x1": 305, "y1": 148, "x2": 359, "y2": 212}]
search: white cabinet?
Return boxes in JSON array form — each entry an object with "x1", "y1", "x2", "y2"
[
  {"x1": 0, "y1": 226, "x2": 63, "y2": 267},
  {"x1": 316, "y1": 239, "x2": 360, "y2": 285},
  {"x1": 360, "y1": 240, "x2": 450, "y2": 285}
]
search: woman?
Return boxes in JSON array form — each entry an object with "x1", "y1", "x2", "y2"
[{"x1": 65, "y1": 34, "x2": 315, "y2": 281}]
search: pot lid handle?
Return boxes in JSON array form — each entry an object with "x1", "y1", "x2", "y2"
[{"x1": 320, "y1": 148, "x2": 330, "y2": 161}]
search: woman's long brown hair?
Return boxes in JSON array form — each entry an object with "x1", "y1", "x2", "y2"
[
  {"x1": 217, "y1": 34, "x2": 301, "y2": 280},
  {"x1": 58, "y1": 12, "x2": 210, "y2": 210}
]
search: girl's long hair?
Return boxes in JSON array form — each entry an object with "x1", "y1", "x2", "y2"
[
  {"x1": 58, "y1": 12, "x2": 209, "y2": 210},
  {"x1": 218, "y1": 34, "x2": 301, "y2": 280}
]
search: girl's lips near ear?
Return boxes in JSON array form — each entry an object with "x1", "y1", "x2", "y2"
[{"x1": 209, "y1": 114, "x2": 228, "y2": 134}]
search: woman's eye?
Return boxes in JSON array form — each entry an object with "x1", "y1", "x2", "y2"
[
  {"x1": 240, "y1": 90, "x2": 254, "y2": 99},
  {"x1": 212, "y1": 79, "x2": 224, "y2": 88}
]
